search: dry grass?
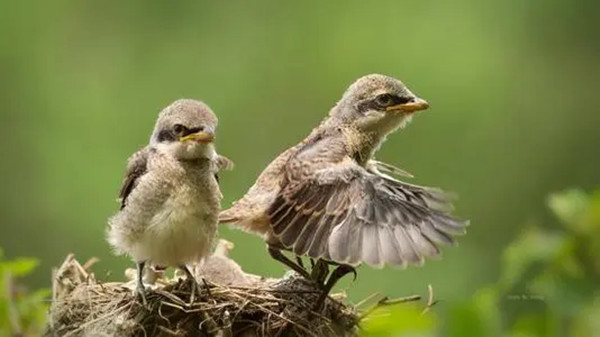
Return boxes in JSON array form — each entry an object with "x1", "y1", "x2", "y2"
[{"x1": 45, "y1": 252, "x2": 359, "y2": 337}]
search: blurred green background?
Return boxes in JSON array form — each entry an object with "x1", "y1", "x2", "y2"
[{"x1": 1, "y1": 0, "x2": 599, "y2": 335}]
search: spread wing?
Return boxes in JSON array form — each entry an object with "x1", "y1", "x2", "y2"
[
  {"x1": 367, "y1": 159, "x2": 414, "y2": 178},
  {"x1": 267, "y1": 158, "x2": 468, "y2": 268},
  {"x1": 118, "y1": 147, "x2": 150, "y2": 210}
]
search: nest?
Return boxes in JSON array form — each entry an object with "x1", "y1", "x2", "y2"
[{"x1": 44, "y1": 241, "x2": 360, "y2": 337}]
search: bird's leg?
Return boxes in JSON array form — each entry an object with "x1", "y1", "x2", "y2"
[
  {"x1": 136, "y1": 261, "x2": 148, "y2": 307},
  {"x1": 310, "y1": 259, "x2": 329, "y2": 285},
  {"x1": 200, "y1": 277, "x2": 213, "y2": 298},
  {"x1": 180, "y1": 264, "x2": 200, "y2": 305},
  {"x1": 314, "y1": 264, "x2": 357, "y2": 310},
  {"x1": 267, "y1": 246, "x2": 310, "y2": 279},
  {"x1": 296, "y1": 256, "x2": 304, "y2": 269}
]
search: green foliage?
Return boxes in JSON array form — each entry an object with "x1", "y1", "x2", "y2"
[
  {"x1": 0, "y1": 249, "x2": 50, "y2": 337},
  {"x1": 0, "y1": 188, "x2": 597, "y2": 335},
  {"x1": 453, "y1": 188, "x2": 600, "y2": 337},
  {"x1": 2, "y1": 1, "x2": 599, "y2": 304},
  {"x1": 361, "y1": 303, "x2": 436, "y2": 337},
  {"x1": 362, "y1": 189, "x2": 600, "y2": 336}
]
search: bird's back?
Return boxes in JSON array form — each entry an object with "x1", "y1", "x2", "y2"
[{"x1": 219, "y1": 125, "x2": 328, "y2": 235}]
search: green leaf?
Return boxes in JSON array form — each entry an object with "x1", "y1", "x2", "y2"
[
  {"x1": 510, "y1": 311, "x2": 558, "y2": 337},
  {"x1": 500, "y1": 226, "x2": 567, "y2": 290},
  {"x1": 581, "y1": 192, "x2": 600, "y2": 232},
  {"x1": 4, "y1": 258, "x2": 39, "y2": 277},
  {"x1": 547, "y1": 189, "x2": 589, "y2": 232},
  {"x1": 361, "y1": 303, "x2": 436, "y2": 337},
  {"x1": 569, "y1": 299, "x2": 600, "y2": 337},
  {"x1": 443, "y1": 287, "x2": 502, "y2": 337}
]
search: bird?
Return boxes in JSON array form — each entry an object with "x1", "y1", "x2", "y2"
[
  {"x1": 108, "y1": 99, "x2": 231, "y2": 305},
  {"x1": 219, "y1": 74, "x2": 468, "y2": 302}
]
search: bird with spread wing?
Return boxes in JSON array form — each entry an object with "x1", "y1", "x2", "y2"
[{"x1": 220, "y1": 74, "x2": 468, "y2": 306}]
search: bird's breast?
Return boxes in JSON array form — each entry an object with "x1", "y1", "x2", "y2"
[
  {"x1": 153, "y1": 177, "x2": 219, "y2": 227},
  {"x1": 142, "y1": 177, "x2": 219, "y2": 265}
]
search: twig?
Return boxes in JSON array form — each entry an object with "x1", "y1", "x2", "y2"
[
  {"x1": 82, "y1": 257, "x2": 100, "y2": 271},
  {"x1": 421, "y1": 284, "x2": 438, "y2": 315},
  {"x1": 47, "y1": 254, "x2": 359, "y2": 336},
  {"x1": 63, "y1": 302, "x2": 132, "y2": 337},
  {"x1": 5, "y1": 272, "x2": 23, "y2": 337},
  {"x1": 156, "y1": 325, "x2": 179, "y2": 336},
  {"x1": 359, "y1": 294, "x2": 422, "y2": 319},
  {"x1": 228, "y1": 291, "x2": 317, "y2": 337},
  {"x1": 220, "y1": 310, "x2": 233, "y2": 337},
  {"x1": 354, "y1": 292, "x2": 382, "y2": 308}
]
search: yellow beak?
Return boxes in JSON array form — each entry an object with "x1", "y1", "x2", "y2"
[
  {"x1": 179, "y1": 131, "x2": 215, "y2": 143},
  {"x1": 386, "y1": 97, "x2": 429, "y2": 113}
]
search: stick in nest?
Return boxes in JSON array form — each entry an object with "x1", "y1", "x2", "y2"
[
  {"x1": 45, "y1": 242, "x2": 359, "y2": 337},
  {"x1": 45, "y1": 241, "x2": 435, "y2": 336}
]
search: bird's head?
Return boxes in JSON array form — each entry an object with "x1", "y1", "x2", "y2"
[
  {"x1": 150, "y1": 99, "x2": 218, "y2": 160},
  {"x1": 331, "y1": 74, "x2": 429, "y2": 137}
]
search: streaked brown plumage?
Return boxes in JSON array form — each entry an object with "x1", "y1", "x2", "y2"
[{"x1": 220, "y1": 74, "x2": 468, "y2": 288}]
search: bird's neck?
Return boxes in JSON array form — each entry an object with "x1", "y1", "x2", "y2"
[
  {"x1": 316, "y1": 118, "x2": 382, "y2": 166},
  {"x1": 344, "y1": 128, "x2": 382, "y2": 166}
]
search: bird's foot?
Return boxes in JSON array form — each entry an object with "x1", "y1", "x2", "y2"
[
  {"x1": 268, "y1": 246, "x2": 310, "y2": 279},
  {"x1": 136, "y1": 284, "x2": 148, "y2": 307},
  {"x1": 180, "y1": 265, "x2": 200, "y2": 305},
  {"x1": 314, "y1": 264, "x2": 357, "y2": 311},
  {"x1": 296, "y1": 256, "x2": 305, "y2": 269},
  {"x1": 310, "y1": 259, "x2": 329, "y2": 285},
  {"x1": 135, "y1": 261, "x2": 150, "y2": 308}
]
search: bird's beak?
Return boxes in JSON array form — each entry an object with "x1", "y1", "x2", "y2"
[
  {"x1": 386, "y1": 97, "x2": 429, "y2": 113},
  {"x1": 179, "y1": 131, "x2": 215, "y2": 143}
]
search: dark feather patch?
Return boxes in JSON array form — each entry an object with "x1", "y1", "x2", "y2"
[{"x1": 118, "y1": 148, "x2": 150, "y2": 210}]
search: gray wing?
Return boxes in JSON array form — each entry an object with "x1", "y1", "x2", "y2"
[
  {"x1": 118, "y1": 147, "x2": 150, "y2": 210},
  {"x1": 267, "y1": 159, "x2": 468, "y2": 268}
]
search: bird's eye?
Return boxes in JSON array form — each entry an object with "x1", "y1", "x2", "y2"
[
  {"x1": 375, "y1": 94, "x2": 394, "y2": 107},
  {"x1": 173, "y1": 124, "x2": 187, "y2": 135}
]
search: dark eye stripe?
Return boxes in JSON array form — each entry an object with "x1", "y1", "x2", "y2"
[
  {"x1": 157, "y1": 125, "x2": 213, "y2": 142},
  {"x1": 185, "y1": 126, "x2": 205, "y2": 135},
  {"x1": 395, "y1": 96, "x2": 413, "y2": 105},
  {"x1": 157, "y1": 129, "x2": 177, "y2": 142},
  {"x1": 357, "y1": 99, "x2": 380, "y2": 113},
  {"x1": 358, "y1": 95, "x2": 413, "y2": 113},
  {"x1": 375, "y1": 94, "x2": 393, "y2": 106}
]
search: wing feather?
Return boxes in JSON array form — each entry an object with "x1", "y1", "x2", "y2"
[
  {"x1": 118, "y1": 147, "x2": 150, "y2": 210},
  {"x1": 266, "y1": 158, "x2": 468, "y2": 267}
]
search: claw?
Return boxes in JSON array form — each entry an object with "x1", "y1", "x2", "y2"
[
  {"x1": 268, "y1": 246, "x2": 310, "y2": 279},
  {"x1": 296, "y1": 256, "x2": 305, "y2": 269},
  {"x1": 136, "y1": 284, "x2": 148, "y2": 307},
  {"x1": 136, "y1": 261, "x2": 149, "y2": 308},
  {"x1": 314, "y1": 264, "x2": 357, "y2": 310},
  {"x1": 347, "y1": 266, "x2": 357, "y2": 282},
  {"x1": 180, "y1": 265, "x2": 200, "y2": 305},
  {"x1": 310, "y1": 259, "x2": 329, "y2": 284}
]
